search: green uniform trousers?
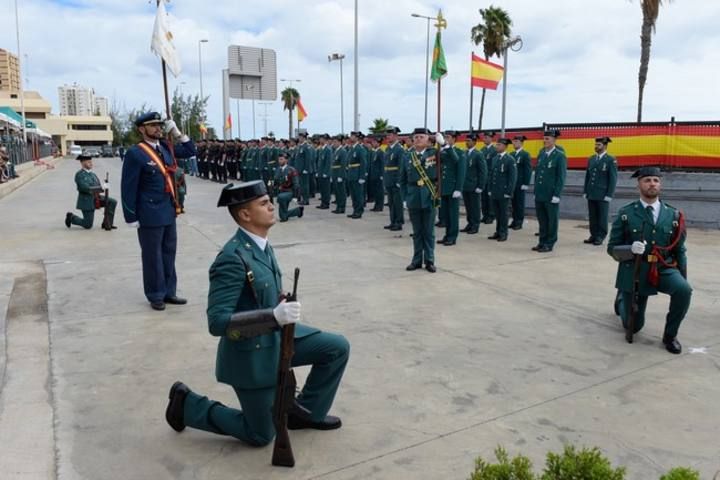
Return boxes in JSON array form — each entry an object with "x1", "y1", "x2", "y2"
[
  {"x1": 535, "y1": 201, "x2": 559, "y2": 248},
  {"x1": 318, "y1": 176, "x2": 332, "y2": 207},
  {"x1": 491, "y1": 196, "x2": 510, "y2": 238},
  {"x1": 617, "y1": 268, "x2": 692, "y2": 338},
  {"x1": 386, "y1": 186, "x2": 404, "y2": 226},
  {"x1": 277, "y1": 191, "x2": 301, "y2": 221},
  {"x1": 481, "y1": 190, "x2": 495, "y2": 222},
  {"x1": 350, "y1": 181, "x2": 364, "y2": 216},
  {"x1": 511, "y1": 190, "x2": 526, "y2": 227},
  {"x1": 439, "y1": 196, "x2": 460, "y2": 242},
  {"x1": 333, "y1": 181, "x2": 347, "y2": 212},
  {"x1": 70, "y1": 196, "x2": 116, "y2": 229},
  {"x1": 369, "y1": 178, "x2": 384, "y2": 210},
  {"x1": 409, "y1": 206, "x2": 436, "y2": 266},
  {"x1": 183, "y1": 331, "x2": 349, "y2": 447},
  {"x1": 300, "y1": 173, "x2": 310, "y2": 203},
  {"x1": 587, "y1": 199, "x2": 610, "y2": 242},
  {"x1": 462, "y1": 191, "x2": 481, "y2": 229}
]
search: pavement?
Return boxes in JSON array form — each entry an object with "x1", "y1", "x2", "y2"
[{"x1": 1, "y1": 157, "x2": 719, "y2": 480}]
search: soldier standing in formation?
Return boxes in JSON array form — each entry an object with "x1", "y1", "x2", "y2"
[
  {"x1": 583, "y1": 136, "x2": 618, "y2": 245},
  {"x1": 607, "y1": 167, "x2": 691, "y2": 354},
  {"x1": 487, "y1": 138, "x2": 517, "y2": 242},
  {"x1": 65, "y1": 154, "x2": 117, "y2": 230},
  {"x1": 383, "y1": 126, "x2": 404, "y2": 231},
  {"x1": 347, "y1": 131, "x2": 368, "y2": 219},
  {"x1": 532, "y1": 129, "x2": 567, "y2": 253},
  {"x1": 480, "y1": 131, "x2": 497, "y2": 224},
  {"x1": 367, "y1": 134, "x2": 385, "y2": 212},
  {"x1": 460, "y1": 133, "x2": 486, "y2": 235},
  {"x1": 510, "y1": 135, "x2": 532, "y2": 230},
  {"x1": 401, "y1": 128, "x2": 438, "y2": 273},
  {"x1": 436, "y1": 131, "x2": 464, "y2": 246},
  {"x1": 331, "y1": 134, "x2": 348, "y2": 214},
  {"x1": 316, "y1": 134, "x2": 333, "y2": 209}
]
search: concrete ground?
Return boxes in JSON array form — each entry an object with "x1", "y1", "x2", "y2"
[{"x1": 1, "y1": 157, "x2": 719, "y2": 480}]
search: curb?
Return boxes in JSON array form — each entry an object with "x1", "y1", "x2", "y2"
[{"x1": 0, "y1": 156, "x2": 65, "y2": 201}]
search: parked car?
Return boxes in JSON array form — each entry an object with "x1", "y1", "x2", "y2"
[
  {"x1": 101, "y1": 145, "x2": 114, "y2": 157},
  {"x1": 83, "y1": 147, "x2": 101, "y2": 158},
  {"x1": 69, "y1": 145, "x2": 83, "y2": 156}
]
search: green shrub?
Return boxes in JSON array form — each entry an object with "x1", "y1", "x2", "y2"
[
  {"x1": 540, "y1": 445, "x2": 626, "y2": 480},
  {"x1": 468, "y1": 446, "x2": 535, "y2": 480},
  {"x1": 660, "y1": 467, "x2": 701, "y2": 480}
]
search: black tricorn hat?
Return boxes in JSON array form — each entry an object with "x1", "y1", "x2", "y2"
[
  {"x1": 513, "y1": 135, "x2": 527, "y2": 142},
  {"x1": 444, "y1": 130, "x2": 457, "y2": 137},
  {"x1": 217, "y1": 181, "x2": 268, "y2": 207},
  {"x1": 350, "y1": 131, "x2": 365, "y2": 138},
  {"x1": 466, "y1": 133, "x2": 478, "y2": 140},
  {"x1": 497, "y1": 138, "x2": 512, "y2": 145},
  {"x1": 76, "y1": 154, "x2": 93, "y2": 161},
  {"x1": 595, "y1": 136, "x2": 612, "y2": 144},
  {"x1": 543, "y1": 129, "x2": 561, "y2": 138},
  {"x1": 483, "y1": 130, "x2": 496, "y2": 137},
  {"x1": 631, "y1": 166, "x2": 663, "y2": 179},
  {"x1": 385, "y1": 126, "x2": 401, "y2": 134},
  {"x1": 412, "y1": 127, "x2": 432, "y2": 135}
]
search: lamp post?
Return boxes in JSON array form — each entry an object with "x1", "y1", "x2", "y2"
[
  {"x1": 328, "y1": 53, "x2": 345, "y2": 134},
  {"x1": 179, "y1": 81, "x2": 189, "y2": 134},
  {"x1": 258, "y1": 102, "x2": 272, "y2": 136},
  {"x1": 411, "y1": 13, "x2": 433, "y2": 130},
  {"x1": 500, "y1": 35, "x2": 523, "y2": 137},
  {"x1": 353, "y1": 0, "x2": 360, "y2": 132},
  {"x1": 14, "y1": 0, "x2": 26, "y2": 144},
  {"x1": 198, "y1": 39, "x2": 208, "y2": 138}
]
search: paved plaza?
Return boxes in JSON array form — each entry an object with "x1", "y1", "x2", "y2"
[{"x1": 1, "y1": 157, "x2": 719, "y2": 480}]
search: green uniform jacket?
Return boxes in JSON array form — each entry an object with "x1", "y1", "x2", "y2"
[
  {"x1": 439, "y1": 145, "x2": 465, "y2": 195},
  {"x1": 332, "y1": 146, "x2": 349, "y2": 181},
  {"x1": 607, "y1": 200, "x2": 687, "y2": 296},
  {"x1": 534, "y1": 147, "x2": 567, "y2": 202},
  {"x1": 274, "y1": 165, "x2": 300, "y2": 194},
  {"x1": 488, "y1": 152, "x2": 518, "y2": 198},
  {"x1": 369, "y1": 148, "x2": 385, "y2": 181},
  {"x1": 583, "y1": 153, "x2": 618, "y2": 201},
  {"x1": 400, "y1": 148, "x2": 438, "y2": 209},
  {"x1": 481, "y1": 144, "x2": 497, "y2": 171},
  {"x1": 346, "y1": 143, "x2": 368, "y2": 181},
  {"x1": 75, "y1": 169, "x2": 103, "y2": 211},
  {"x1": 294, "y1": 143, "x2": 311, "y2": 173},
  {"x1": 308, "y1": 145, "x2": 317, "y2": 174},
  {"x1": 207, "y1": 229, "x2": 319, "y2": 389},
  {"x1": 317, "y1": 145, "x2": 333, "y2": 177},
  {"x1": 383, "y1": 142, "x2": 404, "y2": 188},
  {"x1": 512, "y1": 149, "x2": 533, "y2": 190},
  {"x1": 462, "y1": 148, "x2": 487, "y2": 192}
]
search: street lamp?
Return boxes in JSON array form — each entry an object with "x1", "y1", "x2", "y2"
[
  {"x1": 411, "y1": 13, "x2": 433, "y2": 130},
  {"x1": 328, "y1": 53, "x2": 345, "y2": 134},
  {"x1": 245, "y1": 84, "x2": 256, "y2": 138},
  {"x1": 500, "y1": 35, "x2": 523, "y2": 137},
  {"x1": 179, "y1": 81, "x2": 189, "y2": 134},
  {"x1": 258, "y1": 102, "x2": 272, "y2": 136},
  {"x1": 14, "y1": 0, "x2": 26, "y2": 144},
  {"x1": 198, "y1": 39, "x2": 208, "y2": 138},
  {"x1": 353, "y1": 0, "x2": 359, "y2": 132}
]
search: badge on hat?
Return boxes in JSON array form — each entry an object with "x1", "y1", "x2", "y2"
[
  {"x1": 135, "y1": 111, "x2": 164, "y2": 127},
  {"x1": 412, "y1": 127, "x2": 431, "y2": 136},
  {"x1": 497, "y1": 138, "x2": 512, "y2": 145}
]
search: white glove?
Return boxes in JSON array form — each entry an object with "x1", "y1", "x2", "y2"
[
  {"x1": 322, "y1": 174, "x2": 327, "y2": 178},
  {"x1": 302, "y1": 170, "x2": 308, "y2": 174},
  {"x1": 380, "y1": 176, "x2": 383, "y2": 180},
  {"x1": 520, "y1": 185, "x2": 528, "y2": 191},
  {"x1": 475, "y1": 188, "x2": 482, "y2": 194},
  {"x1": 127, "y1": 221, "x2": 140, "y2": 229},
  {"x1": 164, "y1": 120, "x2": 182, "y2": 140},
  {"x1": 358, "y1": 179, "x2": 366, "y2": 184},
  {"x1": 503, "y1": 194, "x2": 511, "y2": 199},
  {"x1": 396, "y1": 183, "x2": 401, "y2": 188},
  {"x1": 403, "y1": 201, "x2": 408, "y2": 209},
  {"x1": 582, "y1": 194, "x2": 587, "y2": 199},
  {"x1": 631, "y1": 240, "x2": 646, "y2": 255},
  {"x1": 551, "y1": 196, "x2": 560, "y2": 204},
  {"x1": 337, "y1": 178, "x2": 343, "y2": 183},
  {"x1": 273, "y1": 300, "x2": 301, "y2": 326},
  {"x1": 604, "y1": 196, "x2": 612, "y2": 202},
  {"x1": 103, "y1": 183, "x2": 109, "y2": 190},
  {"x1": 435, "y1": 132, "x2": 445, "y2": 146},
  {"x1": 452, "y1": 190, "x2": 461, "y2": 199}
]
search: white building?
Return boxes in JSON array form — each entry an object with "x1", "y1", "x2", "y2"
[
  {"x1": 94, "y1": 97, "x2": 109, "y2": 117},
  {"x1": 58, "y1": 83, "x2": 96, "y2": 116}
]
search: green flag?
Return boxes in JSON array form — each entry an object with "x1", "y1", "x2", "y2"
[{"x1": 430, "y1": 31, "x2": 447, "y2": 82}]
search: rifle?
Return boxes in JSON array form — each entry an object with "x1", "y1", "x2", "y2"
[
  {"x1": 101, "y1": 172, "x2": 112, "y2": 230},
  {"x1": 626, "y1": 221, "x2": 645, "y2": 344},
  {"x1": 271, "y1": 267, "x2": 300, "y2": 467}
]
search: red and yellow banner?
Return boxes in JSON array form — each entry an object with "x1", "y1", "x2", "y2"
[
  {"x1": 471, "y1": 53, "x2": 504, "y2": 90},
  {"x1": 297, "y1": 98, "x2": 308, "y2": 122},
  {"x1": 224, "y1": 114, "x2": 232, "y2": 131}
]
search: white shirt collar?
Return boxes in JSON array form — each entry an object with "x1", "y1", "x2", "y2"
[
  {"x1": 239, "y1": 226, "x2": 268, "y2": 251},
  {"x1": 545, "y1": 147, "x2": 556, "y2": 156},
  {"x1": 145, "y1": 140, "x2": 160, "y2": 148},
  {"x1": 83, "y1": 168, "x2": 93, "y2": 173},
  {"x1": 515, "y1": 147, "x2": 523, "y2": 153},
  {"x1": 597, "y1": 151, "x2": 606, "y2": 159},
  {"x1": 640, "y1": 198, "x2": 661, "y2": 223}
]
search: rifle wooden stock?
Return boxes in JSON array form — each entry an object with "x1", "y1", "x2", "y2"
[
  {"x1": 626, "y1": 222, "x2": 645, "y2": 344},
  {"x1": 271, "y1": 268, "x2": 300, "y2": 467}
]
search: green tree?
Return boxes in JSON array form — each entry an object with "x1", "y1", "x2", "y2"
[
  {"x1": 108, "y1": 98, "x2": 129, "y2": 147},
  {"x1": 171, "y1": 88, "x2": 210, "y2": 141},
  {"x1": 637, "y1": 0, "x2": 671, "y2": 122},
  {"x1": 369, "y1": 118, "x2": 389, "y2": 134},
  {"x1": 540, "y1": 445, "x2": 625, "y2": 480},
  {"x1": 470, "y1": 5, "x2": 513, "y2": 130},
  {"x1": 281, "y1": 87, "x2": 300, "y2": 138},
  {"x1": 468, "y1": 446, "x2": 535, "y2": 480}
]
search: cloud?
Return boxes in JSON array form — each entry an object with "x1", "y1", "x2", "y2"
[{"x1": 1, "y1": 0, "x2": 717, "y2": 138}]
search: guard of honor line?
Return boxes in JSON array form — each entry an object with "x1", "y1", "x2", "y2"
[{"x1": 62, "y1": 111, "x2": 692, "y2": 463}]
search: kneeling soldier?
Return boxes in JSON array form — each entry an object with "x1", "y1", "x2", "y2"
[
  {"x1": 274, "y1": 153, "x2": 304, "y2": 222},
  {"x1": 65, "y1": 155, "x2": 116, "y2": 230},
  {"x1": 165, "y1": 181, "x2": 349, "y2": 446},
  {"x1": 607, "y1": 167, "x2": 691, "y2": 354}
]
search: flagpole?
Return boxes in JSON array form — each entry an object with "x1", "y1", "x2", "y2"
[
  {"x1": 157, "y1": 0, "x2": 176, "y2": 164},
  {"x1": 469, "y1": 52, "x2": 474, "y2": 132}
]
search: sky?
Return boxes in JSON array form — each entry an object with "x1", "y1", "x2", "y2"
[{"x1": 1, "y1": 0, "x2": 719, "y2": 139}]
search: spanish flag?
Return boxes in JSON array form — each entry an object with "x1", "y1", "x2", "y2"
[
  {"x1": 297, "y1": 98, "x2": 308, "y2": 122},
  {"x1": 224, "y1": 113, "x2": 232, "y2": 131},
  {"x1": 471, "y1": 53, "x2": 504, "y2": 90},
  {"x1": 199, "y1": 123, "x2": 208, "y2": 135}
]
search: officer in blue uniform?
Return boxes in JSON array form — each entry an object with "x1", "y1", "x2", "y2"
[
  {"x1": 164, "y1": 181, "x2": 349, "y2": 446},
  {"x1": 120, "y1": 112, "x2": 196, "y2": 311}
]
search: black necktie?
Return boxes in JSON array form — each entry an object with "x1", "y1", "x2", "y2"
[{"x1": 646, "y1": 205, "x2": 655, "y2": 225}]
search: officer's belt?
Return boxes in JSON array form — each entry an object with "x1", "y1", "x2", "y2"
[
  {"x1": 348, "y1": 163, "x2": 360, "y2": 168},
  {"x1": 384, "y1": 166, "x2": 399, "y2": 171}
]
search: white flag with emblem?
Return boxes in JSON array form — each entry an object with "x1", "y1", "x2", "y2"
[{"x1": 151, "y1": 0, "x2": 182, "y2": 77}]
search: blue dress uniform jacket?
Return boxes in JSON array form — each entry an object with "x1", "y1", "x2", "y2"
[{"x1": 121, "y1": 139, "x2": 196, "y2": 227}]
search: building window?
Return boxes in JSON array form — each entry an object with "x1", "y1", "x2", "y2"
[{"x1": 70, "y1": 124, "x2": 108, "y2": 131}]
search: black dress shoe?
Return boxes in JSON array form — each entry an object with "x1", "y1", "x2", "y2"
[
  {"x1": 287, "y1": 402, "x2": 341, "y2": 430},
  {"x1": 406, "y1": 263, "x2": 422, "y2": 271},
  {"x1": 151, "y1": 301, "x2": 166, "y2": 311},
  {"x1": 663, "y1": 336, "x2": 682, "y2": 354},
  {"x1": 436, "y1": 238, "x2": 447, "y2": 244},
  {"x1": 351, "y1": 214, "x2": 362, "y2": 219},
  {"x1": 65, "y1": 212, "x2": 72, "y2": 228},
  {"x1": 531, "y1": 245, "x2": 542, "y2": 251},
  {"x1": 536, "y1": 245, "x2": 553, "y2": 253},
  {"x1": 389, "y1": 225, "x2": 402, "y2": 231},
  {"x1": 435, "y1": 222, "x2": 445, "y2": 228},
  {"x1": 442, "y1": 240, "x2": 456, "y2": 246},
  {"x1": 583, "y1": 237, "x2": 595, "y2": 244},
  {"x1": 384, "y1": 224, "x2": 393, "y2": 229},
  {"x1": 466, "y1": 227, "x2": 479, "y2": 234},
  {"x1": 332, "y1": 210, "x2": 344, "y2": 214},
  {"x1": 497, "y1": 236, "x2": 508, "y2": 242},
  {"x1": 460, "y1": 225, "x2": 471, "y2": 232},
  {"x1": 371, "y1": 207, "x2": 383, "y2": 212},
  {"x1": 613, "y1": 290, "x2": 622, "y2": 316},
  {"x1": 164, "y1": 296, "x2": 187, "y2": 305},
  {"x1": 510, "y1": 224, "x2": 522, "y2": 230},
  {"x1": 425, "y1": 263, "x2": 437, "y2": 273},
  {"x1": 487, "y1": 233, "x2": 500, "y2": 240},
  {"x1": 592, "y1": 239, "x2": 604, "y2": 246},
  {"x1": 534, "y1": 232, "x2": 539, "y2": 236},
  {"x1": 166, "y1": 381, "x2": 190, "y2": 432},
  {"x1": 298, "y1": 206, "x2": 305, "y2": 218},
  {"x1": 483, "y1": 219, "x2": 494, "y2": 224}
]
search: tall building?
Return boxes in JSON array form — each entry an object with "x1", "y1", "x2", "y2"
[
  {"x1": 58, "y1": 83, "x2": 96, "y2": 116},
  {"x1": 0, "y1": 49, "x2": 21, "y2": 92},
  {"x1": 94, "y1": 96, "x2": 109, "y2": 117}
]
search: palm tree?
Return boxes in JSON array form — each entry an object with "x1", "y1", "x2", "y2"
[
  {"x1": 470, "y1": 6, "x2": 512, "y2": 130},
  {"x1": 281, "y1": 87, "x2": 300, "y2": 137},
  {"x1": 369, "y1": 118, "x2": 389, "y2": 134},
  {"x1": 637, "y1": 0, "x2": 671, "y2": 122}
]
